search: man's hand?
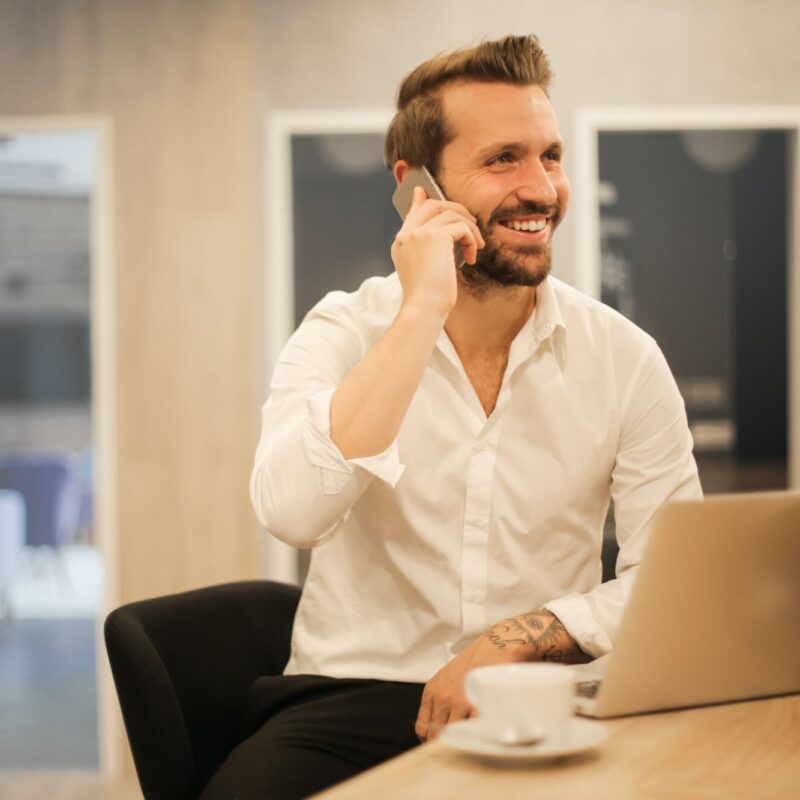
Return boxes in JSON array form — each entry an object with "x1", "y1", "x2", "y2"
[
  {"x1": 415, "y1": 609, "x2": 590, "y2": 742},
  {"x1": 391, "y1": 186, "x2": 485, "y2": 320}
]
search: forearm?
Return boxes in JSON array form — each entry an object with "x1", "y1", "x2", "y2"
[
  {"x1": 483, "y1": 609, "x2": 591, "y2": 664},
  {"x1": 331, "y1": 303, "x2": 445, "y2": 459},
  {"x1": 331, "y1": 182, "x2": 484, "y2": 460}
]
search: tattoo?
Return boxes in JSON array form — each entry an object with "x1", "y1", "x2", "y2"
[
  {"x1": 484, "y1": 609, "x2": 591, "y2": 664},
  {"x1": 485, "y1": 622, "x2": 530, "y2": 651}
]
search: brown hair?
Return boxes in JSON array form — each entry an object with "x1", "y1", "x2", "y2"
[{"x1": 384, "y1": 35, "x2": 553, "y2": 177}]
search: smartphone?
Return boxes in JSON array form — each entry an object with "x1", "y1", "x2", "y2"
[{"x1": 391, "y1": 166, "x2": 466, "y2": 269}]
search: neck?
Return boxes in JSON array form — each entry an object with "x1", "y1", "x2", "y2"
[{"x1": 445, "y1": 281, "x2": 537, "y2": 357}]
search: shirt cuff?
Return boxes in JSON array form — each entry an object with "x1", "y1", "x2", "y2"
[
  {"x1": 303, "y1": 388, "x2": 406, "y2": 494},
  {"x1": 542, "y1": 592, "x2": 614, "y2": 660}
]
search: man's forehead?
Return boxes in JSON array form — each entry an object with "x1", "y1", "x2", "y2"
[{"x1": 440, "y1": 81, "x2": 561, "y2": 151}]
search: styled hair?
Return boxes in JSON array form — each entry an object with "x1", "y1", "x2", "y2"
[{"x1": 384, "y1": 35, "x2": 553, "y2": 176}]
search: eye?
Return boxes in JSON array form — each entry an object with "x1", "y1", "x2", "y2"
[
  {"x1": 488, "y1": 152, "x2": 514, "y2": 165},
  {"x1": 543, "y1": 150, "x2": 562, "y2": 162}
]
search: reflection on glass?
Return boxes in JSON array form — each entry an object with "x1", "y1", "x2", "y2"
[
  {"x1": 291, "y1": 133, "x2": 397, "y2": 324},
  {"x1": 0, "y1": 130, "x2": 101, "y2": 768},
  {"x1": 598, "y1": 129, "x2": 788, "y2": 494}
]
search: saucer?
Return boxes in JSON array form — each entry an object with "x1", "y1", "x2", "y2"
[{"x1": 439, "y1": 717, "x2": 608, "y2": 761}]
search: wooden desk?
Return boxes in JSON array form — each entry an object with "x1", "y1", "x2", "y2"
[{"x1": 314, "y1": 695, "x2": 800, "y2": 799}]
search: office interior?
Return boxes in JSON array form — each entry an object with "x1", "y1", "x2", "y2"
[{"x1": 0, "y1": 0, "x2": 798, "y2": 797}]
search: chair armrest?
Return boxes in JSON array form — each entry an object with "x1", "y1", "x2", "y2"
[{"x1": 105, "y1": 580, "x2": 301, "y2": 800}]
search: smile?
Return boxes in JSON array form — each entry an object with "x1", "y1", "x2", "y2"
[{"x1": 499, "y1": 218, "x2": 548, "y2": 233}]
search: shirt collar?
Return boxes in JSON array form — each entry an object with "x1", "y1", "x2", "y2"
[
  {"x1": 434, "y1": 277, "x2": 567, "y2": 374},
  {"x1": 532, "y1": 277, "x2": 566, "y2": 340},
  {"x1": 503, "y1": 278, "x2": 567, "y2": 377}
]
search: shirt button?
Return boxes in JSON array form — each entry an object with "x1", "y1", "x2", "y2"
[{"x1": 465, "y1": 595, "x2": 482, "y2": 606}]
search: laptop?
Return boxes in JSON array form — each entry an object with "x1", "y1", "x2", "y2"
[{"x1": 573, "y1": 491, "x2": 800, "y2": 718}]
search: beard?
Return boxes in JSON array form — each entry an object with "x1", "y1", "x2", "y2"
[{"x1": 459, "y1": 200, "x2": 561, "y2": 296}]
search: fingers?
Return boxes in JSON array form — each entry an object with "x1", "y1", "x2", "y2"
[
  {"x1": 391, "y1": 188, "x2": 482, "y2": 314},
  {"x1": 415, "y1": 683, "x2": 453, "y2": 742},
  {"x1": 427, "y1": 210, "x2": 485, "y2": 245},
  {"x1": 427, "y1": 694, "x2": 451, "y2": 741},
  {"x1": 408, "y1": 185, "x2": 427, "y2": 215},
  {"x1": 398, "y1": 209, "x2": 484, "y2": 265},
  {"x1": 436, "y1": 221, "x2": 483, "y2": 265},
  {"x1": 407, "y1": 196, "x2": 477, "y2": 228},
  {"x1": 420, "y1": 693, "x2": 472, "y2": 742},
  {"x1": 415, "y1": 686, "x2": 433, "y2": 742}
]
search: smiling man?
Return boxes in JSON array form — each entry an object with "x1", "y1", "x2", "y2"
[{"x1": 227, "y1": 35, "x2": 702, "y2": 800}]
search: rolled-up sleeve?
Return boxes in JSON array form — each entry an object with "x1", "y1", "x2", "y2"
[
  {"x1": 544, "y1": 341, "x2": 703, "y2": 658},
  {"x1": 250, "y1": 302, "x2": 405, "y2": 549}
]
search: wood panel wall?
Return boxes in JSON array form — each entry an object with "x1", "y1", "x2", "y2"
[{"x1": 0, "y1": 0, "x2": 264, "y2": 776}]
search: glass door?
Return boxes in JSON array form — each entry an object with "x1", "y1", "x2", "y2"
[{"x1": 0, "y1": 129, "x2": 102, "y2": 768}]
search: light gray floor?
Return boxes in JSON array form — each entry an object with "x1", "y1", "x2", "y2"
[{"x1": 0, "y1": 618, "x2": 98, "y2": 768}]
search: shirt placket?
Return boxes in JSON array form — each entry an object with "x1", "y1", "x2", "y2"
[
  {"x1": 454, "y1": 328, "x2": 545, "y2": 649},
  {"x1": 458, "y1": 430, "x2": 498, "y2": 642}
]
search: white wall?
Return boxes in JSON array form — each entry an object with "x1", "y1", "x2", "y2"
[{"x1": 257, "y1": 0, "x2": 800, "y2": 286}]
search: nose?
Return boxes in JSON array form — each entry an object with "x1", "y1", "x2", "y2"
[{"x1": 514, "y1": 158, "x2": 558, "y2": 207}]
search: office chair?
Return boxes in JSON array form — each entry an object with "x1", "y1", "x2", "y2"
[
  {"x1": 0, "y1": 448, "x2": 82, "y2": 549},
  {"x1": 105, "y1": 580, "x2": 301, "y2": 800}
]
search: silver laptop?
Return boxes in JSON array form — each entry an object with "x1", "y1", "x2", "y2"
[{"x1": 574, "y1": 491, "x2": 800, "y2": 718}]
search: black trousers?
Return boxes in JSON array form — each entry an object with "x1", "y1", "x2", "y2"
[{"x1": 198, "y1": 675, "x2": 425, "y2": 800}]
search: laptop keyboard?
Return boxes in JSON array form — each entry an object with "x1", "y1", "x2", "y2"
[{"x1": 576, "y1": 680, "x2": 601, "y2": 699}]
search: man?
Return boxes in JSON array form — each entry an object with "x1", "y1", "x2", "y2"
[{"x1": 212, "y1": 34, "x2": 701, "y2": 800}]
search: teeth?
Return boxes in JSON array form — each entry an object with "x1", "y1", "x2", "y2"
[{"x1": 503, "y1": 218, "x2": 547, "y2": 232}]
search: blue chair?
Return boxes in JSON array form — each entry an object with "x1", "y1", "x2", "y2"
[{"x1": 0, "y1": 449, "x2": 82, "y2": 550}]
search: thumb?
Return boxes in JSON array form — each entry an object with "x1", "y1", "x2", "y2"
[{"x1": 409, "y1": 184, "x2": 428, "y2": 211}]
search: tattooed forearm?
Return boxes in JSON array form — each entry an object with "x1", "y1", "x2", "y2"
[
  {"x1": 484, "y1": 610, "x2": 591, "y2": 664},
  {"x1": 485, "y1": 620, "x2": 535, "y2": 651}
]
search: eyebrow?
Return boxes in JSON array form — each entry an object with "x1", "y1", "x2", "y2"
[{"x1": 476, "y1": 139, "x2": 565, "y2": 160}]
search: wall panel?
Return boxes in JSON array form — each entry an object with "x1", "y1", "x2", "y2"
[{"x1": 0, "y1": 0, "x2": 262, "y2": 776}]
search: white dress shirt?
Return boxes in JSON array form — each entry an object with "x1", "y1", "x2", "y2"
[{"x1": 250, "y1": 273, "x2": 702, "y2": 682}]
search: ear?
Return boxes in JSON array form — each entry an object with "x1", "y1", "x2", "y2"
[{"x1": 393, "y1": 159, "x2": 411, "y2": 187}]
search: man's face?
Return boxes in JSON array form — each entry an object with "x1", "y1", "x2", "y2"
[{"x1": 436, "y1": 81, "x2": 570, "y2": 290}]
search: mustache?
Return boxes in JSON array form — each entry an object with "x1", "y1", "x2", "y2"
[{"x1": 488, "y1": 202, "x2": 560, "y2": 226}]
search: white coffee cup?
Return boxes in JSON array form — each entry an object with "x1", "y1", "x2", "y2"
[{"x1": 464, "y1": 663, "x2": 576, "y2": 745}]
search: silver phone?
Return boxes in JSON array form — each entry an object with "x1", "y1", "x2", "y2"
[{"x1": 391, "y1": 166, "x2": 465, "y2": 269}]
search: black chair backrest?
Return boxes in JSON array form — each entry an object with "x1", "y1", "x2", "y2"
[{"x1": 105, "y1": 580, "x2": 301, "y2": 800}]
